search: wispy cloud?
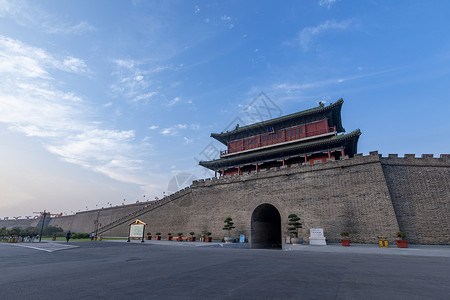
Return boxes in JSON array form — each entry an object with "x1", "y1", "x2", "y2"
[
  {"x1": 319, "y1": 0, "x2": 336, "y2": 9},
  {"x1": 0, "y1": 0, "x2": 96, "y2": 34},
  {"x1": 299, "y1": 19, "x2": 352, "y2": 52},
  {"x1": 160, "y1": 124, "x2": 199, "y2": 136},
  {"x1": 165, "y1": 96, "x2": 181, "y2": 107},
  {"x1": 0, "y1": 35, "x2": 148, "y2": 185},
  {"x1": 247, "y1": 70, "x2": 392, "y2": 103},
  {"x1": 110, "y1": 59, "x2": 169, "y2": 104},
  {"x1": 46, "y1": 129, "x2": 145, "y2": 184}
]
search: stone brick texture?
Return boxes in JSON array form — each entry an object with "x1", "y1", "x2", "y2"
[
  {"x1": 6, "y1": 152, "x2": 449, "y2": 246},
  {"x1": 381, "y1": 154, "x2": 450, "y2": 244}
]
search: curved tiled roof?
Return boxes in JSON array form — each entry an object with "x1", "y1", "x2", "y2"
[{"x1": 211, "y1": 99, "x2": 345, "y2": 145}]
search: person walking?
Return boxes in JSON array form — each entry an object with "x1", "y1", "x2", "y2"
[{"x1": 66, "y1": 231, "x2": 71, "y2": 243}]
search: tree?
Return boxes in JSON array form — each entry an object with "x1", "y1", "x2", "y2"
[
  {"x1": 287, "y1": 214, "x2": 302, "y2": 238},
  {"x1": 222, "y1": 217, "x2": 235, "y2": 237}
]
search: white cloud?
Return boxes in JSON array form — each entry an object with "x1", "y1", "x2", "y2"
[
  {"x1": 111, "y1": 59, "x2": 169, "y2": 103},
  {"x1": 62, "y1": 56, "x2": 89, "y2": 73},
  {"x1": 319, "y1": 0, "x2": 336, "y2": 9},
  {"x1": 0, "y1": 0, "x2": 95, "y2": 34},
  {"x1": 46, "y1": 129, "x2": 145, "y2": 184},
  {"x1": 166, "y1": 96, "x2": 180, "y2": 106},
  {"x1": 183, "y1": 137, "x2": 193, "y2": 144},
  {"x1": 0, "y1": 36, "x2": 149, "y2": 185},
  {"x1": 161, "y1": 128, "x2": 174, "y2": 135},
  {"x1": 269, "y1": 70, "x2": 391, "y2": 101},
  {"x1": 299, "y1": 19, "x2": 352, "y2": 52},
  {"x1": 160, "y1": 123, "x2": 198, "y2": 136},
  {"x1": 148, "y1": 125, "x2": 159, "y2": 130},
  {"x1": 194, "y1": 5, "x2": 200, "y2": 14},
  {"x1": 132, "y1": 91, "x2": 158, "y2": 103}
]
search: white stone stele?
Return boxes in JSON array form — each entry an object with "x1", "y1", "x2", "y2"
[{"x1": 309, "y1": 228, "x2": 327, "y2": 246}]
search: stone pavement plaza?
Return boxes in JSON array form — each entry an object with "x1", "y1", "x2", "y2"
[{"x1": 1, "y1": 240, "x2": 449, "y2": 300}]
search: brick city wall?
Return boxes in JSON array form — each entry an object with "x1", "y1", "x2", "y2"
[
  {"x1": 5, "y1": 152, "x2": 449, "y2": 246},
  {"x1": 381, "y1": 154, "x2": 450, "y2": 245},
  {"x1": 104, "y1": 151, "x2": 408, "y2": 245}
]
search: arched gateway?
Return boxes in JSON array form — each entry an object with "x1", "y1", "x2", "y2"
[{"x1": 251, "y1": 204, "x2": 282, "y2": 249}]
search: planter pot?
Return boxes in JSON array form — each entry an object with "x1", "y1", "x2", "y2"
[
  {"x1": 224, "y1": 237, "x2": 234, "y2": 243},
  {"x1": 155, "y1": 236, "x2": 161, "y2": 240},
  {"x1": 205, "y1": 237, "x2": 212, "y2": 242},
  {"x1": 341, "y1": 239, "x2": 350, "y2": 246},
  {"x1": 189, "y1": 236, "x2": 196, "y2": 242},
  {"x1": 397, "y1": 240, "x2": 408, "y2": 248},
  {"x1": 166, "y1": 236, "x2": 172, "y2": 241},
  {"x1": 291, "y1": 237, "x2": 303, "y2": 245},
  {"x1": 146, "y1": 236, "x2": 152, "y2": 240}
]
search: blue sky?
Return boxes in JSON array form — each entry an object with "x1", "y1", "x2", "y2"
[{"x1": 1, "y1": 0, "x2": 449, "y2": 218}]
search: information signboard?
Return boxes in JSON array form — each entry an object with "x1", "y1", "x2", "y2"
[
  {"x1": 130, "y1": 224, "x2": 144, "y2": 238},
  {"x1": 127, "y1": 219, "x2": 146, "y2": 242}
]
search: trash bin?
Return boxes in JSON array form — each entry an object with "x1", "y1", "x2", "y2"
[{"x1": 378, "y1": 236, "x2": 389, "y2": 248}]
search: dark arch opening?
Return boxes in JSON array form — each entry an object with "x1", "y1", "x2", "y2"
[{"x1": 251, "y1": 203, "x2": 282, "y2": 249}]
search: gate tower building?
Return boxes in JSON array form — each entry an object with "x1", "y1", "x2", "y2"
[{"x1": 200, "y1": 99, "x2": 361, "y2": 176}]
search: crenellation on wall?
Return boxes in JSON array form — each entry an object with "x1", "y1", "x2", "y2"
[{"x1": 7, "y1": 151, "x2": 448, "y2": 245}]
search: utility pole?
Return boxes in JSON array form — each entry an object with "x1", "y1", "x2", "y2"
[{"x1": 33, "y1": 210, "x2": 48, "y2": 243}]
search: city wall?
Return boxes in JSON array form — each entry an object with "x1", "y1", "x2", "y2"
[{"x1": 3, "y1": 152, "x2": 449, "y2": 246}]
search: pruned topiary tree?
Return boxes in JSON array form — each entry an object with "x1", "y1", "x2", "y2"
[
  {"x1": 222, "y1": 217, "x2": 235, "y2": 237},
  {"x1": 287, "y1": 214, "x2": 302, "y2": 237}
]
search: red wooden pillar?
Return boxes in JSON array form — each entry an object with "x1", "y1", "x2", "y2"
[
  {"x1": 282, "y1": 159, "x2": 285, "y2": 166},
  {"x1": 238, "y1": 166, "x2": 241, "y2": 175},
  {"x1": 341, "y1": 148, "x2": 345, "y2": 156},
  {"x1": 215, "y1": 171, "x2": 217, "y2": 178},
  {"x1": 304, "y1": 155, "x2": 308, "y2": 163},
  {"x1": 328, "y1": 150, "x2": 331, "y2": 158},
  {"x1": 256, "y1": 163, "x2": 259, "y2": 172}
]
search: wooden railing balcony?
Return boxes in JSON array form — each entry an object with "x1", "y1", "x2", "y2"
[{"x1": 220, "y1": 126, "x2": 336, "y2": 157}]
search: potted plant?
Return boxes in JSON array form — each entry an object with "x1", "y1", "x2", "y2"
[
  {"x1": 287, "y1": 214, "x2": 303, "y2": 245},
  {"x1": 155, "y1": 232, "x2": 161, "y2": 240},
  {"x1": 204, "y1": 232, "x2": 212, "y2": 242},
  {"x1": 396, "y1": 231, "x2": 408, "y2": 248},
  {"x1": 340, "y1": 232, "x2": 350, "y2": 246},
  {"x1": 189, "y1": 232, "x2": 196, "y2": 242},
  {"x1": 146, "y1": 232, "x2": 152, "y2": 240},
  {"x1": 166, "y1": 232, "x2": 172, "y2": 241},
  {"x1": 222, "y1": 217, "x2": 235, "y2": 243},
  {"x1": 177, "y1": 232, "x2": 183, "y2": 241}
]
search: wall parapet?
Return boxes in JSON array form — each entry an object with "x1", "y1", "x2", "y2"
[
  {"x1": 381, "y1": 153, "x2": 450, "y2": 167},
  {"x1": 193, "y1": 151, "x2": 450, "y2": 188}
]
